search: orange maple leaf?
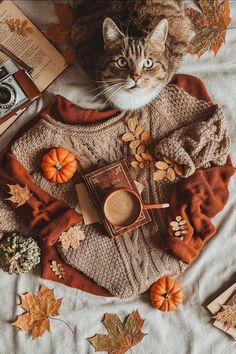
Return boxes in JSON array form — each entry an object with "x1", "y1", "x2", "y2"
[
  {"x1": 46, "y1": 1, "x2": 76, "y2": 64},
  {"x1": 52, "y1": 0, "x2": 75, "y2": 26},
  {"x1": 186, "y1": 0, "x2": 232, "y2": 57},
  {"x1": 46, "y1": 23, "x2": 71, "y2": 45},
  {"x1": 88, "y1": 310, "x2": 147, "y2": 354},
  {"x1": 12, "y1": 284, "x2": 62, "y2": 339}
]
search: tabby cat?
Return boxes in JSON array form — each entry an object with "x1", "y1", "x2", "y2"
[{"x1": 73, "y1": 0, "x2": 190, "y2": 110}]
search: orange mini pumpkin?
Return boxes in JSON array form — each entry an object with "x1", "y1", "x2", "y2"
[
  {"x1": 150, "y1": 276, "x2": 183, "y2": 312},
  {"x1": 41, "y1": 147, "x2": 77, "y2": 184}
]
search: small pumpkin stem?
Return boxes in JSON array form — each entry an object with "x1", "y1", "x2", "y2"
[
  {"x1": 164, "y1": 292, "x2": 169, "y2": 299},
  {"x1": 55, "y1": 162, "x2": 62, "y2": 171}
]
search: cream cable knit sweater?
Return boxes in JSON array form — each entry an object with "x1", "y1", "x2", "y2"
[{"x1": 0, "y1": 84, "x2": 230, "y2": 297}]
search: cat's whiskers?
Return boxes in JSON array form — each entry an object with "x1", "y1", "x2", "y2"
[
  {"x1": 101, "y1": 84, "x2": 126, "y2": 109},
  {"x1": 91, "y1": 78, "x2": 124, "y2": 84},
  {"x1": 88, "y1": 83, "x2": 122, "y2": 103},
  {"x1": 87, "y1": 85, "x2": 112, "y2": 94},
  {"x1": 88, "y1": 86, "x2": 119, "y2": 104},
  {"x1": 87, "y1": 80, "x2": 124, "y2": 94}
]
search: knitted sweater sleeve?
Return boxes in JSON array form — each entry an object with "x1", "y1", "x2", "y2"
[
  {"x1": 0, "y1": 152, "x2": 82, "y2": 245},
  {"x1": 158, "y1": 159, "x2": 235, "y2": 263},
  {"x1": 156, "y1": 103, "x2": 231, "y2": 177}
]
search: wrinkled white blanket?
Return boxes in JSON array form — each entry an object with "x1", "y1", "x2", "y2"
[{"x1": 0, "y1": 1, "x2": 235, "y2": 354}]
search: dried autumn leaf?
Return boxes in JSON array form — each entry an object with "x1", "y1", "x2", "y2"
[
  {"x1": 131, "y1": 161, "x2": 139, "y2": 168},
  {"x1": 163, "y1": 156, "x2": 174, "y2": 164},
  {"x1": 5, "y1": 18, "x2": 33, "y2": 36},
  {"x1": 137, "y1": 144, "x2": 146, "y2": 155},
  {"x1": 141, "y1": 152, "x2": 149, "y2": 161},
  {"x1": 134, "y1": 125, "x2": 145, "y2": 136},
  {"x1": 186, "y1": 0, "x2": 232, "y2": 57},
  {"x1": 153, "y1": 170, "x2": 166, "y2": 182},
  {"x1": 122, "y1": 119, "x2": 154, "y2": 170},
  {"x1": 63, "y1": 45, "x2": 77, "y2": 65},
  {"x1": 213, "y1": 304, "x2": 236, "y2": 331},
  {"x1": 6, "y1": 184, "x2": 32, "y2": 207},
  {"x1": 146, "y1": 153, "x2": 153, "y2": 161},
  {"x1": 59, "y1": 225, "x2": 85, "y2": 251},
  {"x1": 155, "y1": 161, "x2": 169, "y2": 170},
  {"x1": 166, "y1": 167, "x2": 176, "y2": 182},
  {"x1": 174, "y1": 164, "x2": 184, "y2": 176},
  {"x1": 141, "y1": 131, "x2": 150, "y2": 143},
  {"x1": 139, "y1": 162, "x2": 145, "y2": 169},
  {"x1": 50, "y1": 261, "x2": 65, "y2": 279},
  {"x1": 52, "y1": 1, "x2": 75, "y2": 26},
  {"x1": 129, "y1": 140, "x2": 141, "y2": 149},
  {"x1": 135, "y1": 154, "x2": 143, "y2": 162},
  {"x1": 46, "y1": 23, "x2": 71, "y2": 44},
  {"x1": 122, "y1": 133, "x2": 134, "y2": 142},
  {"x1": 12, "y1": 284, "x2": 62, "y2": 339},
  {"x1": 88, "y1": 310, "x2": 147, "y2": 354},
  {"x1": 46, "y1": 1, "x2": 77, "y2": 65},
  {"x1": 127, "y1": 118, "x2": 137, "y2": 132}
]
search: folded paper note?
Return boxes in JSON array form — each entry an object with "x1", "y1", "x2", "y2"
[{"x1": 75, "y1": 183, "x2": 101, "y2": 225}]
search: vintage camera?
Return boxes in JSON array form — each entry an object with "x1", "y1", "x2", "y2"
[{"x1": 0, "y1": 59, "x2": 40, "y2": 124}]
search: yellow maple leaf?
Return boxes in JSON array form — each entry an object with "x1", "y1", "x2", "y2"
[
  {"x1": 12, "y1": 284, "x2": 62, "y2": 339},
  {"x1": 6, "y1": 184, "x2": 32, "y2": 207}
]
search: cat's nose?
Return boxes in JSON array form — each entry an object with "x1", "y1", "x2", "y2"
[{"x1": 131, "y1": 75, "x2": 140, "y2": 83}]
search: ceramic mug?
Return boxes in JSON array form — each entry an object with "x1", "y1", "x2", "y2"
[{"x1": 102, "y1": 188, "x2": 169, "y2": 228}]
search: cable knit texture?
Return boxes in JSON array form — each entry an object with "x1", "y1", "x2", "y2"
[
  {"x1": 3, "y1": 84, "x2": 230, "y2": 298},
  {"x1": 0, "y1": 190, "x2": 21, "y2": 234}
]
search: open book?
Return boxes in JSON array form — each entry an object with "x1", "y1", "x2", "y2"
[{"x1": 0, "y1": 0, "x2": 67, "y2": 135}]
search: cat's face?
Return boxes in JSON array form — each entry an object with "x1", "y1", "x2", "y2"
[{"x1": 97, "y1": 18, "x2": 169, "y2": 110}]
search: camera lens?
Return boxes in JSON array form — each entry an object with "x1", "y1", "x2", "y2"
[{"x1": 0, "y1": 86, "x2": 11, "y2": 104}]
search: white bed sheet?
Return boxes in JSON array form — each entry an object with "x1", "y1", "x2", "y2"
[{"x1": 0, "y1": 1, "x2": 235, "y2": 353}]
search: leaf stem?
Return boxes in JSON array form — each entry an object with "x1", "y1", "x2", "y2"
[{"x1": 49, "y1": 317, "x2": 75, "y2": 335}]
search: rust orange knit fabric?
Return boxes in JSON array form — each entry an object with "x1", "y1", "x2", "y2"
[{"x1": 159, "y1": 158, "x2": 235, "y2": 263}]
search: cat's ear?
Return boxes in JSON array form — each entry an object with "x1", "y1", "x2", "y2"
[
  {"x1": 147, "y1": 19, "x2": 169, "y2": 53},
  {"x1": 103, "y1": 17, "x2": 124, "y2": 50}
]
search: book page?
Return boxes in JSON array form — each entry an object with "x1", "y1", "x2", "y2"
[
  {"x1": 0, "y1": 0, "x2": 67, "y2": 91},
  {"x1": 0, "y1": 0, "x2": 67, "y2": 135}
]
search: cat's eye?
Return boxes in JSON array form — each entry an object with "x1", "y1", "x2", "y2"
[
  {"x1": 144, "y1": 58, "x2": 154, "y2": 69},
  {"x1": 117, "y1": 57, "x2": 128, "y2": 68}
]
